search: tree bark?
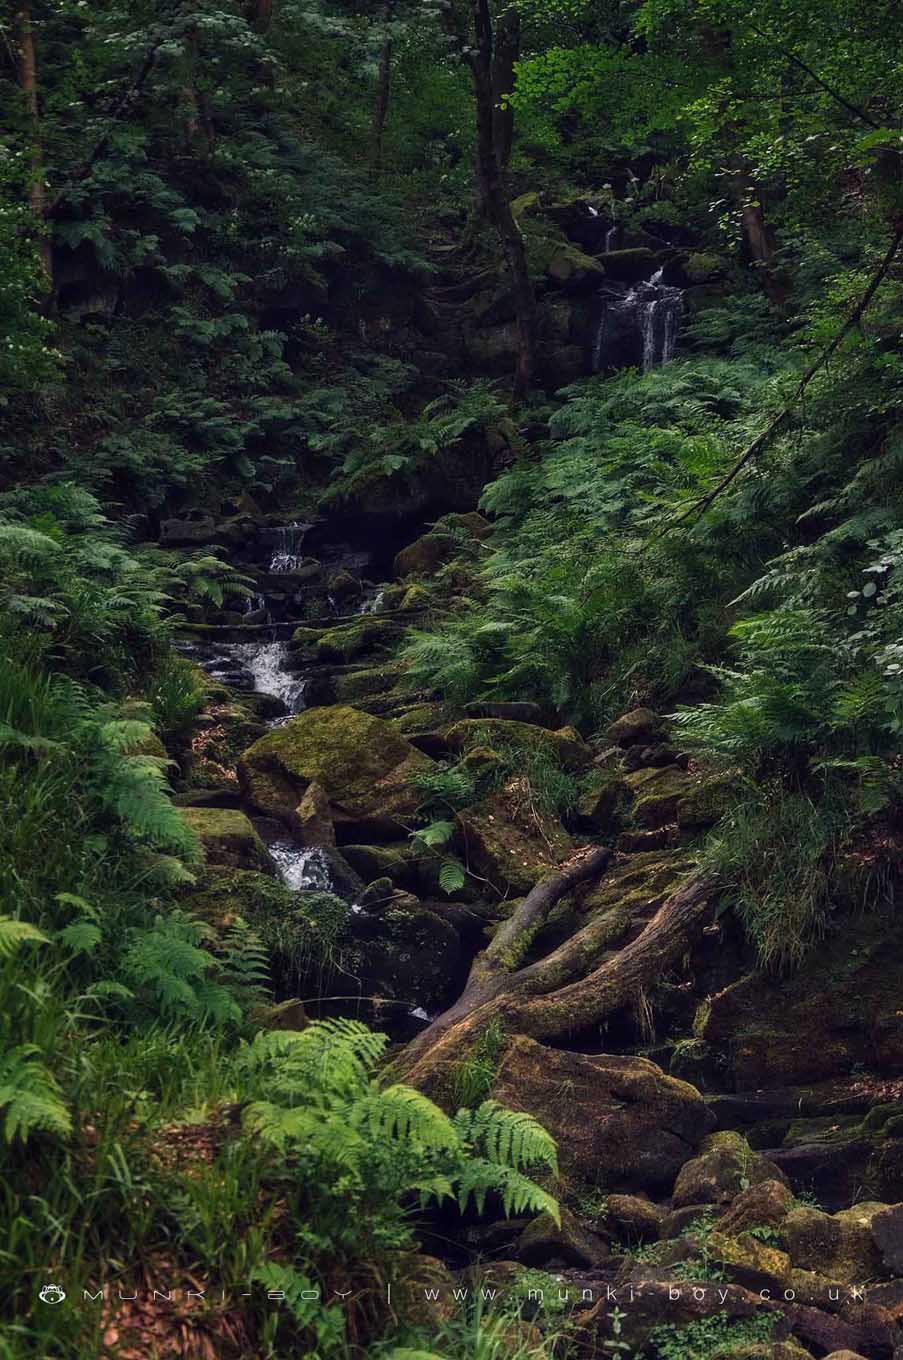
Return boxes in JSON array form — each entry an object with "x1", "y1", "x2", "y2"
[
  {"x1": 466, "y1": 0, "x2": 536, "y2": 401},
  {"x1": 397, "y1": 853, "x2": 719, "y2": 1093},
  {"x1": 14, "y1": 0, "x2": 51, "y2": 288},
  {"x1": 490, "y1": 6, "x2": 519, "y2": 176}
]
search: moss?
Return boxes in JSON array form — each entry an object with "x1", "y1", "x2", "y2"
[
  {"x1": 456, "y1": 785, "x2": 573, "y2": 894},
  {"x1": 683, "y1": 251, "x2": 725, "y2": 284},
  {"x1": 625, "y1": 764, "x2": 694, "y2": 828},
  {"x1": 238, "y1": 704, "x2": 433, "y2": 831},
  {"x1": 443, "y1": 718, "x2": 593, "y2": 772},
  {"x1": 341, "y1": 842, "x2": 415, "y2": 886},
  {"x1": 391, "y1": 702, "x2": 448, "y2": 735},
  {"x1": 677, "y1": 774, "x2": 743, "y2": 828},
  {"x1": 292, "y1": 618, "x2": 399, "y2": 663},
  {"x1": 177, "y1": 807, "x2": 271, "y2": 871},
  {"x1": 333, "y1": 664, "x2": 401, "y2": 704}
]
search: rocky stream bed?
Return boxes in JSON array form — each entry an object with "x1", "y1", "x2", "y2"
[{"x1": 162, "y1": 510, "x2": 903, "y2": 1360}]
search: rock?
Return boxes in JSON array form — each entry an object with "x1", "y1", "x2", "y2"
[
  {"x1": 545, "y1": 243, "x2": 606, "y2": 285},
  {"x1": 575, "y1": 771, "x2": 630, "y2": 833},
  {"x1": 660, "y1": 1203, "x2": 717, "y2": 1238},
  {"x1": 290, "y1": 780, "x2": 335, "y2": 848},
  {"x1": 605, "y1": 1194, "x2": 664, "y2": 1242},
  {"x1": 596, "y1": 247, "x2": 658, "y2": 281},
  {"x1": 456, "y1": 785, "x2": 573, "y2": 894},
  {"x1": 442, "y1": 718, "x2": 593, "y2": 771},
  {"x1": 341, "y1": 842, "x2": 416, "y2": 888},
  {"x1": 250, "y1": 998, "x2": 309, "y2": 1030},
  {"x1": 159, "y1": 514, "x2": 219, "y2": 547},
  {"x1": 718, "y1": 1181, "x2": 794, "y2": 1236},
  {"x1": 677, "y1": 773, "x2": 743, "y2": 828},
  {"x1": 492, "y1": 1037, "x2": 713, "y2": 1192},
  {"x1": 394, "y1": 513, "x2": 491, "y2": 579},
  {"x1": 821, "y1": 1353, "x2": 870, "y2": 1360},
  {"x1": 333, "y1": 664, "x2": 401, "y2": 704},
  {"x1": 393, "y1": 1253, "x2": 457, "y2": 1330},
  {"x1": 575, "y1": 1280, "x2": 775, "y2": 1353},
  {"x1": 292, "y1": 618, "x2": 399, "y2": 663},
  {"x1": 516, "y1": 1209, "x2": 609, "y2": 1269},
  {"x1": 238, "y1": 706, "x2": 433, "y2": 838},
  {"x1": 625, "y1": 764, "x2": 695, "y2": 828},
  {"x1": 672, "y1": 1131, "x2": 789, "y2": 1209},
  {"x1": 326, "y1": 568, "x2": 360, "y2": 601},
  {"x1": 872, "y1": 1204, "x2": 903, "y2": 1274},
  {"x1": 178, "y1": 807, "x2": 273, "y2": 872},
  {"x1": 345, "y1": 897, "x2": 463, "y2": 1013},
  {"x1": 622, "y1": 742, "x2": 683, "y2": 771},
  {"x1": 463, "y1": 701, "x2": 549, "y2": 725},
  {"x1": 704, "y1": 1229, "x2": 793, "y2": 1294},
  {"x1": 605, "y1": 707, "x2": 664, "y2": 747}
]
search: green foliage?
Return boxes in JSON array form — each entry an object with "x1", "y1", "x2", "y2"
[{"x1": 649, "y1": 1310, "x2": 777, "y2": 1360}]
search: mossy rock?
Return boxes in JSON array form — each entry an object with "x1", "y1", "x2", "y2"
[
  {"x1": 575, "y1": 770, "x2": 630, "y2": 832},
  {"x1": 346, "y1": 898, "x2": 463, "y2": 1012},
  {"x1": 677, "y1": 773, "x2": 744, "y2": 828},
  {"x1": 238, "y1": 705, "x2": 433, "y2": 837},
  {"x1": 394, "y1": 513, "x2": 490, "y2": 580},
  {"x1": 596, "y1": 247, "x2": 658, "y2": 280},
  {"x1": 672, "y1": 1132, "x2": 789, "y2": 1209},
  {"x1": 625, "y1": 763, "x2": 695, "y2": 828},
  {"x1": 683, "y1": 251, "x2": 727, "y2": 284},
  {"x1": 333, "y1": 663, "x2": 401, "y2": 704},
  {"x1": 341, "y1": 842, "x2": 417, "y2": 888},
  {"x1": 177, "y1": 807, "x2": 273, "y2": 872},
  {"x1": 456, "y1": 785, "x2": 573, "y2": 895},
  {"x1": 492, "y1": 1036, "x2": 714, "y2": 1193},
  {"x1": 780, "y1": 1202, "x2": 884, "y2": 1284},
  {"x1": 545, "y1": 242, "x2": 606, "y2": 285},
  {"x1": 703, "y1": 1230, "x2": 792, "y2": 1295},
  {"x1": 291, "y1": 617, "x2": 399, "y2": 663},
  {"x1": 442, "y1": 718, "x2": 593, "y2": 772},
  {"x1": 391, "y1": 703, "x2": 448, "y2": 737}
]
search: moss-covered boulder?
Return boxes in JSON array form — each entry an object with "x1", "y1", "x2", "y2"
[
  {"x1": 606, "y1": 707, "x2": 665, "y2": 748},
  {"x1": 333, "y1": 663, "x2": 401, "y2": 704},
  {"x1": 346, "y1": 896, "x2": 463, "y2": 1012},
  {"x1": 516, "y1": 1209, "x2": 609, "y2": 1268},
  {"x1": 781, "y1": 1203, "x2": 884, "y2": 1284},
  {"x1": 178, "y1": 807, "x2": 273, "y2": 872},
  {"x1": 456, "y1": 784, "x2": 573, "y2": 894},
  {"x1": 238, "y1": 706, "x2": 433, "y2": 838},
  {"x1": 291, "y1": 617, "x2": 399, "y2": 664},
  {"x1": 672, "y1": 1132, "x2": 789, "y2": 1209},
  {"x1": 677, "y1": 773, "x2": 743, "y2": 828},
  {"x1": 442, "y1": 718, "x2": 593, "y2": 772},
  {"x1": 492, "y1": 1037, "x2": 714, "y2": 1192},
  {"x1": 718, "y1": 1181, "x2": 794, "y2": 1237},
  {"x1": 703, "y1": 1229, "x2": 793, "y2": 1295},
  {"x1": 341, "y1": 842, "x2": 417, "y2": 887},
  {"x1": 626, "y1": 764, "x2": 696, "y2": 828},
  {"x1": 393, "y1": 512, "x2": 491, "y2": 580},
  {"x1": 575, "y1": 770, "x2": 630, "y2": 833}
]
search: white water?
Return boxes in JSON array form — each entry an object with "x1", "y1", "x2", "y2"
[
  {"x1": 270, "y1": 522, "x2": 309, "y2": 573},
  {"x1": 232, "y1": 640, "x2": 306, "y2": 717},
  {"x1": 269, "y1": 841, "x2": 335, "y2": 891},
  {"x1": 592, "y1": 275, "x2": 683, "y2": 374}
]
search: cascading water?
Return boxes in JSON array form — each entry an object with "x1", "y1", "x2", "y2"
[
  {"x1": 269, "y1": 522, "x2": 309, "y2": 573},
  {"x1": 268, "y1": 841, "x2": 336, "y2": 891},
  {"x1": 232, "y1": 640, "x2": 306, "y2": 718},
  {"x1": 591, "y1": 270, "x2": 683, "y2": 374}
]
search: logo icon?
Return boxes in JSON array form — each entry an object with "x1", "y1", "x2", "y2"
[{"x1": 39, "y1": 1284, "x2": 66, "y2": 1305}]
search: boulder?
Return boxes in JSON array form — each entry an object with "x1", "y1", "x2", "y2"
[
  {"x1": 677, "y1": 773, "x2": 743, "y2": 828},
  {"x1": 718, "y1": 1181, "x2": 794, "y2": 1237},
  {"x1": 703, "y1": 1229, "x2": 793, "y2": 1295},
  {"x1": 575, "y1": 1280, "x2": 776, "y2": 1354},
  {"x1": 697, "y1": 910, "x2": 903, "y2": 1089},
  {"x1": 516, "y1": 1209, "x2": 609, "y2": 1269},
  {"x1": 456, "y1": 785, "x2": 573, "y2": 894},
  {"x1": 672, "y1": 1132, "x2": 789, "y2": 1209},
  {"x1": 606, "y1": 707, "x2": 665, "y2": 747},
  {"x1": 178, "y1": 807, "x2": 273, "y2": 872},
  {"x1": 575, "y1": 770, "x2": 630, "y2": 833},
  {"x1": 625, "y1": 764, "x2": 695, "y2": 828},
  {"x1": 393, "y1": 512, "x2": 491, "y2": 580},
  {"x1": 605, "y1": 1193, "x2": 664, "y2": 1242},
  {"x1": 237, "y1": 706, "x2": 433, "y2": 838},
  {"x1": 345, "y1": 896, "x2": 463, "y2": 1013},
  {"x1": 442, "y1": 718, "x2": 593, "y2": 771},
  {"x1": 777, "y1": 1213, "x2": 886, "y2": 1283},
  {"x1": 159, "y1": 514, "x2": 219, "y2": 547},
  {"x1": 492, "y1": 1037, "x2": 714, "y2": 1192},
  {"x1": 872, "y1": 1203, "x2": 903, "y2": 1275}
]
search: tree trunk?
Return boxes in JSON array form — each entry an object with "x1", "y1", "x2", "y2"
[
  {"x1": 467, "y1": 0, "x2": 536, "y2": 401},
  {"x1": 491, "y1": 7, "x2": 519, "y2": 176},
  {"x1": 370, "y1": 31, "x2": 392, "y2": 176},
  {"x1": 14, "y1": 0, "x2": 51, "y2": 288},
  {"x1": 396, "y1": 852, "x2": 718, "y2": 1092},
  {"x1": 247, "y1": 0, "x2": 273, "y2": 31}
]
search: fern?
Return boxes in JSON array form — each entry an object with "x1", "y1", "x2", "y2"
[
  {"x1": 0, "y1": 1045, "x2": 71, "y2": 1143},
  {"x1": 0, "y1": 917, "x2": 50, "y2": 959}
]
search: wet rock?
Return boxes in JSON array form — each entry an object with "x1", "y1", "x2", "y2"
[
  {"x1": 238, "y1": 705, "x2": 433, "y2": 838},
  {"x1": 326, "y1": 567, "x2": 361, "y2": 602},
  {"x1": 178, "y1": 807, "x2": 273, "y2": 872},
  {"x1": 341, "y1": 842, "x2": 417, "y2": 888},
  {"x1": 346, "y1": 896, "x2": 463, "y2": 1013},
  {"x1": 605, "y1": 707, "x2": 664, "y2": 747},
  {"x1": 159, "y1": 514, "x2": 219, "y2": 547},
  {"x1": 442, "y1": 717, "x2": 593, "y2": 771},
  {"x1": 516, "y1": 1209, "x2": 609, "y2": 1269},
  {"x1": 718, "y1": 1180, "x2": 794, "y2": 1236},
  {"x1": 672, "y1": 1131, "x2": 789, "y2": 1209},
  {"x1": 492, "y1": 1037, "x2": 714, "y2": 1193}
]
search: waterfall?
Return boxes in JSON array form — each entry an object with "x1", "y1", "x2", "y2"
[
  {"x1": 269, "y1": 841, "x2": 335, "y2": 891},
  {"x1": 233, "y1": 640, "x2": 306, "y2": 718},
  {"x1": 592, "y1": 274, "x2": 683, "y2": 374},
  {"x1": 604, "y1": 225, "x2": 620, "y2": 251},
  {"x1": 270, "y1": 522, "x2": 308, "y2": 573}
]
